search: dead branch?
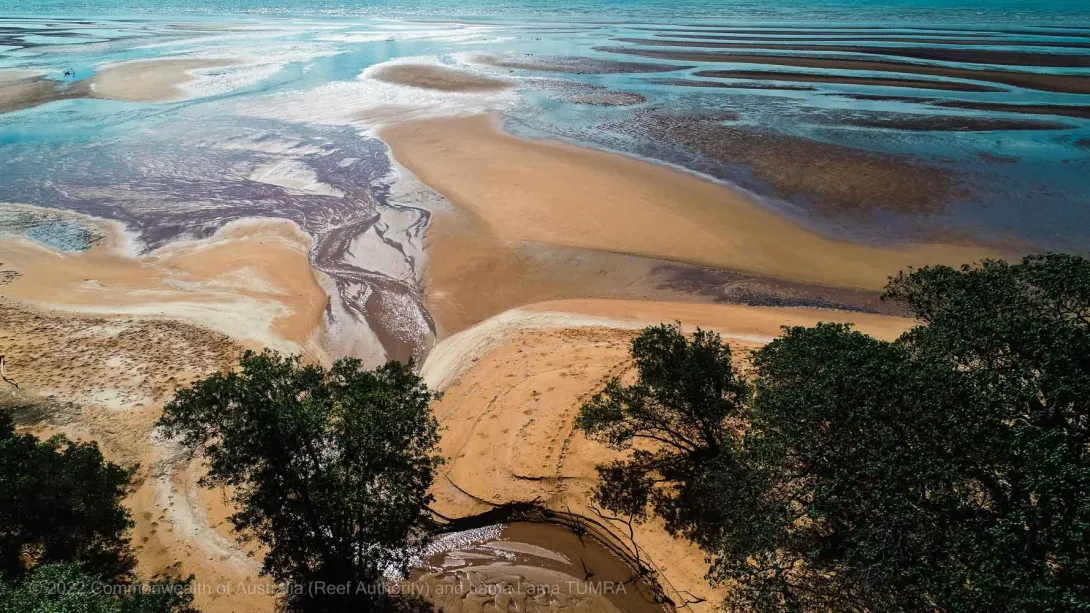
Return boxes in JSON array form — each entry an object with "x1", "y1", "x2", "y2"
[{"x1": 0, "y1": 355, "x2": 17, "y2": 389}]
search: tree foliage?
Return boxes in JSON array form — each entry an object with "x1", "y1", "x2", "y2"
[
  {"x1": 577, "y1": 254, "x2": 1090, "y2": 612},
  {"x1": 156, "y1": 351, "x2": 442, "y2": 613},
  {"x1": 574, "y1": 323, "x2": 751, "y2": 538},
  {"x1": 0, "y1": 562, "x2": 198, "y2": 613},
  {"x1": 0, "y1": 410, "x2": 135, "y2": 582}
]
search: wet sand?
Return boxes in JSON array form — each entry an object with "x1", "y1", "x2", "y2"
[
  {"x1": 648, "y1": 77, "x2": 816, "y2": 91},
  {"x1": 932, "y1": 100, "x2": 1090, "y2": 119},
  {"x1": 599, "y1": 46, "x2": 1090, "y2": 94},
  {"x1": 616, "y1": 38, "x2": 1090, "y2": 68},
  {"x1": 824, "y1": 93, "x2": 1090, "y2": 119},
  {"x1": 369, "y1": 63, "x2": 510, "y2": 92},
  {"x1": 92, "y1": 58, "x2": 234, "y2": 102},
  {"x1": 656, "y1": 34, "x2": 1090, "y2": 48},
  {"x1": 567, "y1": 90, "x2": 647, "y2": 106},
  {"x1": 638, "y1": 26, "x2": 1090, "y2": 40},
  {"x1": 831, "y1": 113, "x2": 1070, "y2": 131},
  {"x1": 0, "y1": 209, "x2": 328, "y2": 359},
  {"x1": 423, "y1": 300, "x2": 915, "y2": 611},
  {"x1": 693, "y1": 69, "x2": 1001, "y2": 92},
  {"x1": 473, "y1": 53, "x2": 691, "y2": 74},
  {"x1": 0, "y1": 70, "x2": 90, "y2": 113},
  {"x1": 610, "y1": 107, "x2": 986, "y2": 217},
  {"x1": 381, "y1": 114, "x2": 997, "y2": 293},
  {"x1": 415, "y1": 522, "x2": 665, "y2": 613},
  {"x1": 419, "y1": 203, "x2": 897, "y2": 339}
]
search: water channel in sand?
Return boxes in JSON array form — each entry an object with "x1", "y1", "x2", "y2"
[{"x1": 411, "y1": 522, "x2": 672, "y2": 613}]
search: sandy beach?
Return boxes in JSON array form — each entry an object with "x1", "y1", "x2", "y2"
[
  {"x1": 0, "y1": 210, "x2": 324, "y2": 613},
  {"x1": 0, "y1": 298, "x2": 272, "y2": 613},
  {"x1": 421, "y1": 299, "x2": 915, "y2": 611},
  {"x1": 382, "y1": 114, "x2": 997, "y2": 298},
  {"x1": 92, "y1": 58, "x2": 235, "y2": 102},
  {"x1": 0, "y1": 210, "x2": 328, "y2": 358}
]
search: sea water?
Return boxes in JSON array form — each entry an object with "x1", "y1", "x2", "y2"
[{"x1": 0, "y1": 0, "x2": 1088, "y2": 250}]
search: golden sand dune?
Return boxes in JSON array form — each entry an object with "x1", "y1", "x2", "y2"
[
  {"x1": 0, "y1": 210, "x2": 328, "y2": 360},
  {"x1": 92, "y1": 58, "x2": 234, "y2": 102},
  {"x1": 369, "y1": 63, "x2": 510, "y2": 92},
  {"x1": 383, "y1": 115, "x2": 1000, "y2": 292},
  {"x1": 423, "y1": 299, "x2": 915, "y2": 612}
]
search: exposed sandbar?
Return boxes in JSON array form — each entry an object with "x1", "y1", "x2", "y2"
[
  {"x1": 417, "y1": 203, "x2": 893, "y2": 339},
  {"x1": 825, "y1": 93, "x2": 1090, "y2": 119},
  {"x1": 648, "y1": 77, "x2": 816, "y2": 91},
  {"x1": 0, "y1": 70, "x2": 90, "y2": 113},
  {"x1": 473, "y1": 53, "x2": 690, "y2": 74},
  {"x1": 692, "y1": 69, "x2": 1001, "y2": 92},
  {"x1": 637, "y1": 26, "x2": 1090, "y2": 39},
  {"x1": 368, "y1": 63, "x2": 510, "y2": 92},
  {"x1": 933, "y1": 100, "x2": 1090, "y2": 119},
  {"x1": 0, "y1": 210, "x2": 327, "y2": 359},
  {"x1": 423, "y1": 300, "x2": 915, "y2": 610},
  {"x1": 599, "y1": 46, "x2": 1090, "y2": 94},
  {"x1": 602, "y1": 108, "x2": 973, "y2": 216},
  {"x1": 92, "y1": 58, "x2": 234, "y2": 102},
  {"x1": 656, "y1": 34, "x2": 1090, "y2": 48},
  {"x1": 616, "y1": 38, "x2": 1090, "y2": 68},
  {"x1": 381, "y1": 114, "x2": 998, "y2": 293},
  {"x1": 833, "y1": 113, "x2": 1071, "y2": 131}
]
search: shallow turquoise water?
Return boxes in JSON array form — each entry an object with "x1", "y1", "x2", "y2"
[
  {"x1": 1, "y1": 5, "x2": 1088, "y2": 246},
  {"x1": 3, "y1": 0, "x2": 1089, "y2": 22},
  {"x1": 0, "y1": 3, "x2": 1087, "y2": 346}
]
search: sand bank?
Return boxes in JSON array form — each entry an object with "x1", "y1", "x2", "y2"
[
  {"x1": 0, "y1": 211, "x2": 322, "y2": 613},
  {"x1": 381, "y1": 114, "x2": 997, "y2": 293},
  {"x1": 616, "y1": 38, "x2": 1090, "y2": 68},
  {"x1": 0, "y1": 70, "x2": 90, "y2": 113},
  {"x1": 692, "y1": 68, "x2": 1000, "y2": 92},
  {"x1": 599, "y1": 46, "x2": 1090, "y2": 94},
  {"x1": 92, "y1": 58, "x2": 234, "y2": 102},
  {"x1": 369, "y1": 63, "x2": 510, "y2": 92},
  {"x1": 473, "y1": 53, "x2": 690, "y2": 74},
  {"x1": 423, "y1": 299, "x2": 915, "y2": 611},
  {"x1": 418, "y1": 202, "x2": 896, "y2": 339},
  {"x1": 0, "y1": 210, "x2": 327, "y2": 358},
  {"x1": 0, "y1": 300, "x2": 272, "y2": 613}
]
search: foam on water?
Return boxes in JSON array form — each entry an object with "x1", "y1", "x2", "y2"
[{"x1": 236, "y1": 55, "x2": 521, "y2": 129}]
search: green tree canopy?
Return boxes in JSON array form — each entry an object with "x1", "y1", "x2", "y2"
[
  {"x1": 577, "y1": 254, "x2": 1090, "y2": 612},
  {"x1": 574, "y1": 323, "x2": 751, "y2": 538},
  {"x1": 156, "y1": 351, "x2": 441, "y2": 613},
  {"x1": 0, "y1": 410, "x2": 135, "y2": 582},
  {"x1": 0, "y1": 562, "x2": 198, "y2": 613}
]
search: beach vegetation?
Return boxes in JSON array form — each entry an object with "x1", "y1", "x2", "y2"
[
  {"x1": 0, "y1": 409, "x2": 135, "y2": 582},
  {"x1": 157, "y1": 351, "x2": 442, "y2": 613},
  {"x1": 0, "y1": 562, "x2": 199, "y2": 613},
  {"x1": 0, "y1": 409, "x2": 198, "y2": 613},
  {"x1": 578, "y1": 253, "x2": 1090, "y2": 612}
]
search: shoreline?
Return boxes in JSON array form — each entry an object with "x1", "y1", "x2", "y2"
[
  {"x1": 0, "y1": 211, "x2": 328, "y2": 360},
  {"x1": 381, "y1": 114, "x2": 1000, "y2": 311},
  {"x1": 422, "y1": 299, "x2": 915, "y2": 612}
]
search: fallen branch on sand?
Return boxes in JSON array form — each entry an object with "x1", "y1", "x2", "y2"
[{"x1": 0, "y1": 355, "x2": 17, "y2": 388}]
